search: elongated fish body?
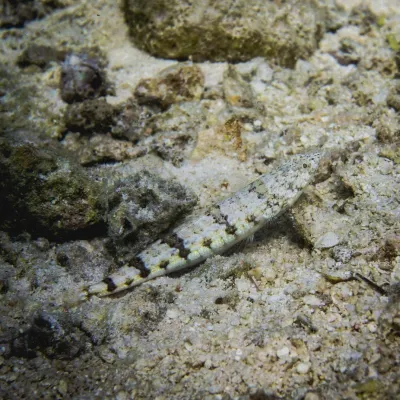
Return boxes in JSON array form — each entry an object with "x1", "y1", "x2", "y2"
[{"x1": 83, "y1": 152, "x2": 323, "y2": 299}]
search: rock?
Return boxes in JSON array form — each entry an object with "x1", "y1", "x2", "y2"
[
  {"x1": 61, "y1": 133, "x2": 144, "y2": 165},
  {"x1": 222, "y1": 65, "x2": 255, "y2": 108},
  {"x1": 191, "y1": 105, "x2": 264, "y2": 162},
  {"x1": 0, "y1": 260, "x2": 14, "y2": 295},
  {"x1": 134, "y1": 63, "x2": 204, "y2": 110},
  {"x1": 145, "y1": 102, "x2": 206, "y2": 165},
  {"x1": 296, "y1": 362, "x2": 311, "y2": 374},
  {"x1": 379, "y1": 283, "x2": 400, "y2": 338},
  {"x1": 330, "y1": 37, "x2": 362, "y2": 66},
  {"x1": 17, "y1": 44, "x2": 65, "y2": 69},
  {"x1": 32, "y1": 237, "x2": 50, "y2": 251},
  {"x1": 0, "y1": 0, "x2": 64, "y2": 29},
  {"x1": 0, "y1": 231, "x2": 19, "y2": 266},
  {"x1": 242, "y1": 389, "x2": 281, "y2": 400},
  {"x1": 353, "y1": 379, "x2": 384, "y2": 395},
  {"x1": 105, "y1": 286, "x2": 176, "y2": 336},
  {"x1": 292, "y1": 198, "x2": 350, "y2": 250},
  {"x1": 11, "y1": 311, "x2": 89, "y2": 360},
  {"x1": 303, "y1": 295, "x2": 325, "y2": 307},
  {"x1": 381, "y1": 236, "x2": 400, "y2": 260},
  {"x1": 379, "y1": 146, "x2": 400, "y2": 163},
  {"x1": 314, "y1": 232, "x2": 340, "y2": 249},
  {"x1": 0, "y1": 66, "x2": 53, "y2": 136},
  {"x1": 332, "y1": 246, "x2": 353, "y2": 263},
  {"x1": 123, "y1": 0, "x2": 326, "y2": 67},
  {"x1": 61, "y1": 97, "x2": 159, "y2": 165},
  {"x1": 63, "y1": 98, "x2": 117, "y2": 134},
  {"x1": 107, "y1": 171, "x2": 197, "y2": 263},
  {"x1": 0, "y1": 133, "x2": 105, "y2": 239},
  {"x1": 110, "y1": 100, "x2": 158, "y2": 142},
  {"x1": 387, "y1": 80, "x2": 400, "y2": 112},
  {"x1": 348, "y1": 6, "x2": 378, "y2": 35},
  {"x1": 190, "y1": 253, "x2": 252, "y2": 282},
  {"x1": 63, "y1": 98, "x2": 157, "y2": 141},
  {"x1": 304, "y1": 393, "x2": 320, "y2": 400},
  {"x1": 374, "y1": 112, "x2": 400, "y2": 144},
  {"x1": 192, "y1": 117, "x2": 247, "y2": 162},
  {"x1": 395, "y1": 48, "x2": 400, "y2": 70},
  {"x1": 60, "y1": 52, "x2": 110, "y2": 104},
  {"x1": 276, "y1": 346, "x2": 290, "y2": 358},
  {"x1": 55, "y1": 239, "x2": 113, "y2": 281}
]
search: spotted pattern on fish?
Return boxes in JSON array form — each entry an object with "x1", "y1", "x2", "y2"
[{"x1": 82, "y1": 152, "x2": 323, "y2": 299}]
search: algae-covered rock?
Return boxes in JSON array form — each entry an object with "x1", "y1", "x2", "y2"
[
  {"x1": 123, "y1": 0, "x2": 326, "y2": 67},
  {"x1": 107, "y1": 171, "x2": 197, "y2": 264},
  {"x1": 134, "y1": 63, "x2": 204, "y2": 110},
  {"x1": 0, "y1": 133, "x2": 104, "y2": 238},
  {"x1": 62, "y1": 133, "x2": 144, "y2": 165},
  {"x1": 64, "y1": 98, "x2": 117, "y2": 134},
  {"x1": 61, "y1": 97, "x2": 158, "y2": 165},
  {"x1": 110, "y1": 99, "x2": 158, "y2": 142},
  {"x1": 63, "y1": 98, "x2": 157, "y2": 140}
]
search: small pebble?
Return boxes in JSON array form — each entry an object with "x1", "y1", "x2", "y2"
[
  {"x1": 208, "y1": 385, "x2": 222, "y2": 394},
  {"x1": 7, "y1": 374, "x2": 17, "y2": 382},
  {"x1": 296, "y1": 362, "x2": 311, "y2": 374},
  {"x1": 243, "y1": 123, "x2": 253, "y2": 131},
  {"x1": 315, "y1": 232, "x2": 340, "y2": 249},
  {"x1": 332, "y1": 246, "x2": 353, "y2": 263},
  {"x1": 304, "y1": 392, "x2": 320, "y2": 400},
  {"x1": 57, "y1": 380, "x2": 68, "y2": 396},
  {"x1": 98, "y1": 347, "x2": 116, "y2": 364},
  {"x1": 116, "y1": 391, "x2": 128, "y2": 400},
  {"x1": 277, "y1": 346, "x2": 290, "y2": 358},
  {"x1": 33, "y1": 237, "x2": 50, "y2": 251},
  {"x1": 166, "y1": 309, "x2": 179, "y2": 319},
  {"x1": 263, "y1": 269, "x2": 277, "y2": 282},
  {"x1": 235, "y1": 348, "x2": 243, "y2": 361},
  {"x1": 303, "y1": 295, "x2": 324, "y2": 307}
]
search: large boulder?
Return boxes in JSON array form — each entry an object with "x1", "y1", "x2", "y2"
[{"x1": 123, "y1": 0, "x2": 326, "y2": 67}]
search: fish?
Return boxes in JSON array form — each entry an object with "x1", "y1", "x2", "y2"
[{"x1": 81, "y1": 151, "x2": 323, "y2": 300}]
